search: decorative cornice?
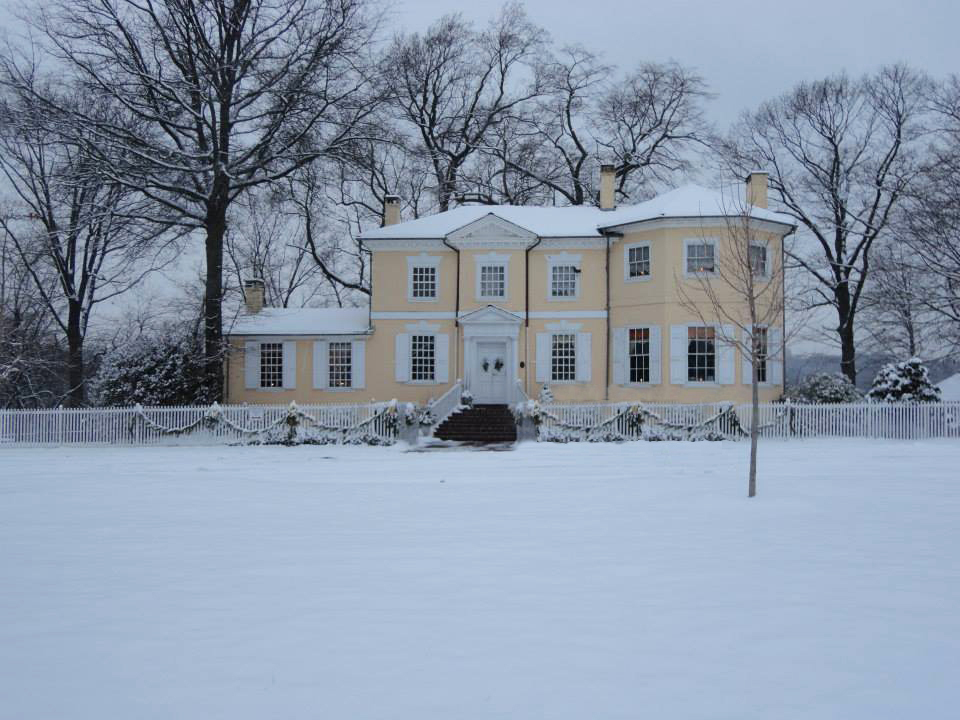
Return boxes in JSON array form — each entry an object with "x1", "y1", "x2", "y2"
[{"x1": 362, "y1": 238, "x2": 449, "y2": 251}]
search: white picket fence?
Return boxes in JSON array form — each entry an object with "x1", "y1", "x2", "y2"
[
  {"x1": 536, "y1": 401, "x2": 960, "y2": 441},
  {"x1": 0, "y1": 402, "x2": 398, "y2": 447}
]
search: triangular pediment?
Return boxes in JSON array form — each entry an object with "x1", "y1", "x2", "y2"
[
  {"x1": 458, "y1": 305, "x2": 523, "y2": 325},
  {"x1": 447, "y1": 213, "x2": 537, "y2": 247}
]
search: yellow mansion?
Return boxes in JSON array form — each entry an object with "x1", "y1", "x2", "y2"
[{"x1": 224, "y1": 170, "x2": 794, "y2": 406}]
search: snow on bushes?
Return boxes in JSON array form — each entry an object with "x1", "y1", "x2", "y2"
[
  {"x1": 787, "y1": 372, "x2": 862, "y2": 404},
  {"x1": 867, "y1": 358, "x2": 942, "y2": 403},
  {"x1": 94, "y1": 329, "x2": 214, "y2": 406}
]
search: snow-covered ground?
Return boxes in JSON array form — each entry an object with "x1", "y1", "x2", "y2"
[{"x1": 1, "y1": 440, "x2": 958, "y2": 719}]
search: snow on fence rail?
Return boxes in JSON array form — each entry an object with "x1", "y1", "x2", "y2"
[
  {"x1": 0, "y1": 402, "x2": 399, "y2": 446},
  {"x1": 533, "y1": 401, "x2": 960, "y2": 442}
]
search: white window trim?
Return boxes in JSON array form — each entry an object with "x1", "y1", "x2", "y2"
[
  {"x1": 624, "y1": 325, "x2": 654, "y2": 386},
  {"x1": 683, "y1": 238, "x2": 718, "y2": 278},
  {"x1": 623, "y1": 241, "x2": 652, "y2": 283},
  {"x1": 549, "y1": 332, "x2": 578, "y2": 384},
  {"x1": 546, "y1": 252, "x2": 582, "y2": 302},
  {"x1": 749, "y1": 241, "x2": 771, "y2": 281},
  {"x1": 325, "y1": 341, "x2": 355, "y2": 392},
  {"x1": 682, "y1": 322, "x2": 720, "y2": 387},
  {"x1": 474, "y1": 251, "x2": 510, "y2": 301},
  {"x1": 406, "y1": 253, "x2": 442, "y2": 303},
  {"x1": 245, "y1": 337, "x2": 297, "y2": 392}
]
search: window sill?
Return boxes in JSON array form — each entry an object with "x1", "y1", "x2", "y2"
[
  {"x1": 254, "y1": 386, "x2": 291, "y2": 392},
  {"x1": 476, "y1": 296, "x2": 507, "y2": 303},
  {"x1": 624, "y1": 275, "x2": 652, "y2": 283},
  {"x1": 683, "y1": 271, "x2": 716, "y2": 279},
  {"x1": 405, "y1": 380, "x2": 443, "y2": 385},
  {"x1": 546, "y1": 296, "x2": 581, "y2": 302},
  {"x1": 407, "y1": 297, "x2": 440, "y2": 303}
]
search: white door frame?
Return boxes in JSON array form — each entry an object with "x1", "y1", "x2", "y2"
[
  {"x1": 459, "y1": 305, "x2": 522, "y2": 404},
  {"x1": 472, "y1": 339, "x2": 510, "y2": 403}
]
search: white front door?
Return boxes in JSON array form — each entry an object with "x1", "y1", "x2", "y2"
[{"x1": 474, "y1": 341, "x2": 509, "y2": 404}]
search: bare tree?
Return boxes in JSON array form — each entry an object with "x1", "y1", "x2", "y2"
[
  {"x1": 899, "y1": 75, "x2": 960, "y2": 351},
  {"x1": 0, "y1": 230, "x2": 65, "y2": 407},
  {"x1": 0, "y1": 80, "x2": 171, "y2": 406},
  {"x1": 859, "y1": 240, "x2": 947, "y2": 359},
  {"x1": 11, "y1": 0, "x2": 380, "y2": 398},
  {"x1": 385, "y1": 3, "x2": 546, "y2": 211},
  {"x1": 677, "y1": 199, "x2": 790, "y2": 498},
  {"x1": 225, "y1": 188, "x2": 325, "y2": 310},
  {"x1": 486, "y1": 50, "x2": 711, "y2": 206},
  {"x1": 722, "y1": 65, "x2": 932, "y2": 383}
]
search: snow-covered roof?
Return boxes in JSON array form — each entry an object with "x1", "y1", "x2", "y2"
[
  {"x1": 229, "y1": 307, "x2": 370, "y2": 336},
  {"x1": 360, "y1": 184, "x2": 796, "y2": 241},
  {"x1": 936, "y1": 373, "x2": 960, "y2": 401}
]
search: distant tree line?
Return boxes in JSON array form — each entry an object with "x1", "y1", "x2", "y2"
[{"x1": 0, "y1": 0, "x2": 957, "y2": 406}]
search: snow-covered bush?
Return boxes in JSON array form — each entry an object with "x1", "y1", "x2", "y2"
[
  {"x1": 94, "y1": 329, "x2": 215, "y2": 406},
  {"x1": 867, "y1": 358, "x2": 941, "y2": 403},
  {"x1": 786, "y1": 372, "x2": 863, "y2": 404},
  {"x1": 538, "y1": 384, "x2": 554, "y2": 403}
]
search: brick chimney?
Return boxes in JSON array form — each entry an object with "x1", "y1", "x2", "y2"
[
  {"x1": 599, "y1": 164, "x2": 616, "y2": 211},
  {"x1": 383, "y1": 195, "x2": 402, "y2": 226},
  {"x1": 244, "y1": 278, "x2": 264, "y2": 314},
  {"x1": 745, "y1": 171, "x2": 769, "y2": 209}
]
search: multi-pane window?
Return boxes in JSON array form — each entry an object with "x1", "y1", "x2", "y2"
[
  {"x1": 551, "y1": 334, "x2": 576, "y2": 382},
  {"x1": 686, "y1": 242, "x2": 715, "y2": 274},
  {"x1": 629, "y1": 328, "x2": 650, "y2": 383},
  {"x1": 749, "y1": 244, "x2": 768, "y2": 277},
  {"x1": 551, "y1": 265, "x2": 578, "y2": 298},
  {"x1": 259, "y1": 342, "x2": 283, "y2": 388},
  {"x1": 480, "y1": 264, "x2": 506, "y2": 298},
  {"x1": 687, "y1": 326, "x2": 716, "y2": 382},
  {"x1": 410, "y1": 335, "x2": 435, "y2": 381},
  {"x1": 411, "y1": 266, "x2": 437, "y2": 299},
  {"x1": 627, "y1": 245, "x2": 651, "y2": 278},
  {"x1": 751, "y1": 326, "x2": 768, "y2": 383},
  {"x1": 328, "y1": 342, "x2": 352, "y2": 388}
]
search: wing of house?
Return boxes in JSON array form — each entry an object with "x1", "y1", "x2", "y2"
[{"x1": 224, "y1": 170, "x2": 795, "y2": 406}]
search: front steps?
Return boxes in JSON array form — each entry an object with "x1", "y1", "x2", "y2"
[{"x1": 433, "y1": 404, "x2": 517, "y2": 443}]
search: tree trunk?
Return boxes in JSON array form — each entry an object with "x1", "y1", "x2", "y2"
[
  {"x1": 835, "y1": 283, "x2": 857, "y2": 384},
  {"x1": 204, "y1": 200, "x2": 227, "y2": 401},
  {"x1": 749, "y1": 355, "x2": 759, "y2": 498},
  {"x1": 65, "y1": 300, "x2": 85, "y2": 408}
]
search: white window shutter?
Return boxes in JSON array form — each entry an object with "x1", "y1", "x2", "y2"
[
  {"x1": 648, "y1": 325, "x2": 662, "y2": 385},
  {"x1": 742, "y1": 328, "x2": 752, "y2": 385},
  {"x1": 313, "y1": 340, "x2": 329, "y2": 390},
  {"x1": 768, "y1": 327, "x2": 783, "y2": 385},
  {"x1": 535, "y1": 333, "x2": 550, "y2": 383},
  {"x1": 718, "y1": 325, "x2": 735, "y2": 385},
  {"x1": 395, "y1": 333, "x2": 410, "y2": 382},
  {"x1": 351, "y1": 340, "x2": 366, "y2": 389},
  {"x1": 435, "y1": 333, "x2": 450, "y2": 383},
  {"x1": 282, "y1": 340, "x2": 297, "y2": 389},
  {"x1": 576, "y1": 332, "x2": 592, "y2": 383},
  {"x1": 612, "y1": 327, "x2": 627, "y2": 385},
  {"x1": 669, "y1": 325, "x2": 686, "y2": 385},
  {"x1": 244, "y1": 341, "x2": 260, "y2": 389}
]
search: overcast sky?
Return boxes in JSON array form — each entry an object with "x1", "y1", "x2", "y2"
[{"x1": 391, "y1": 0, "x2": 959, "y2": 127}]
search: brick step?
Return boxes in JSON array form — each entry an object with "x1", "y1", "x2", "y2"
[{"x1": 434, "y1": 404, "x2": 517, "y2": 444}]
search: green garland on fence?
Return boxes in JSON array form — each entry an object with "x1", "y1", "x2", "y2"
[
  {"x1": 129, "y1": 401, "x2": 402, "y2": 445},
  {"x1": 515, "y1": 400, "x2": 789, "y2": 442}
]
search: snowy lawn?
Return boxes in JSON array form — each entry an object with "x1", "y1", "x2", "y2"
[{"x1": 1, "y1": 440, "x2": 958, "y2": 719}]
